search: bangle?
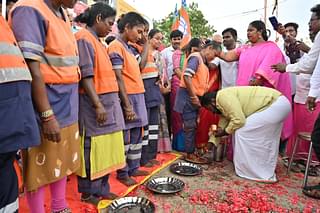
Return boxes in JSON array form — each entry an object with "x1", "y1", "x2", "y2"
[
  {"x1": 41, "y1": 114, "x2": 55, "y2": 122},
  {"x1": 40, "y1": 109, "x2": 54, "y2": 119}
]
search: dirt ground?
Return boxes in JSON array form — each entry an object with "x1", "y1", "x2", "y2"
[{"x1": 125, "y1": 156, "x2": 320, "y2": 213}]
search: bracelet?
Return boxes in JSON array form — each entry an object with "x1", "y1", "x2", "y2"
[
  {"x1": 40, "y1": 109, "x2": 54, "y2": 119},
  {"x1": 41, "y1": 114, "x2": 55, "y2": 122}
]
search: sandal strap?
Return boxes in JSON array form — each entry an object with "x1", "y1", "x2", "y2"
[{"x1": 52, "y1": 208, "x2": 72, "y2": 213}]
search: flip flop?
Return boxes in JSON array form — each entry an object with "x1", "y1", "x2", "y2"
[{"x1": 303, "y1": 185, "x2": 320, "y2": 199}]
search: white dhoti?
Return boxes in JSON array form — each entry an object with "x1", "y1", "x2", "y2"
[{"x1": 234, "y1": 96, "x2": 291, "y2": 182}]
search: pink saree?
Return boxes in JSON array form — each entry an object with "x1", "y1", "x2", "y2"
[
  {"x1": 171, "y1": 50, "x2": 185, "y2": 151},
  {"x1": 236, "y1": 41, "x2": 293, "y2": 139}
]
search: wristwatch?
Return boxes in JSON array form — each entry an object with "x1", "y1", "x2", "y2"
[{"x1": 40, "y1": 109, "x2": 54, "y2": 119}]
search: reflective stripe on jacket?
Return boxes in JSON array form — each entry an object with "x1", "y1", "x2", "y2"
[{"x1": 0, "y1": 16, "x2": 32, "y2": 84}]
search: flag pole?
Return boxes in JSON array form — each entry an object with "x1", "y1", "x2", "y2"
[
  {"x1": 264, "y1": 0, "x2": 267, "y2": 24},
  {"x1": 1, "y1": 0, "x2": 7, "y2": 19}
]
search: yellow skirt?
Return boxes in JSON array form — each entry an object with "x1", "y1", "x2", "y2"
[{"x1": 78, "y1": 130, "x2": 126, "y2": 180}]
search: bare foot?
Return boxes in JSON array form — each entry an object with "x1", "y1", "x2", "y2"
[
  {"x1": 150, "y1": 159, "x2": 160, "y2": 165},
  {"x1": 131, "y1": 169, "x2": 150, "y2": 177},
  {"x1": 101, "y1": 192, "x2": 118, "y2": 200},
  {"x1": 81, "y1": 193, "x2": 100, "y2": 206},
  {"x1": 143, "y1": 162, "x2": 154, "y2": 168},
  {"x1": 117, "y1": 176, "x2": 137, "y2": 186}
]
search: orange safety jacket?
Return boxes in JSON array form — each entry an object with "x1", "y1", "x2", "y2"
[
  {"x1": 180, "y1": 52, "x2": 209, "y2": 96},
  {"x1": 108, "y1": 39, "x2": 145, "y2": 94},
  {"x1": 75, "y1": 29, "x2": 119, "y2": 94},
  {"x1": 0, "y1": 16, "x2": 32, "y2": 84},
  {"x1": 141, "y1": 51, "x2": 159, "y2": 80},
  {"x1": 9, "y1": 0, "x2": 80, "y2": 84}
]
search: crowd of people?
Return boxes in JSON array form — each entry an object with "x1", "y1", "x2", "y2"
[{"x1": 1, "y1": 0, "x2": 320, "y2": 212}]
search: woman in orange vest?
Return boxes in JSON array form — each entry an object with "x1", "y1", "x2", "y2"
[
  {"x1": 174, "y1": 40, "x2": 222, "y2": 163},
  {"x1": 9, "y1": 0, "x2": 80, "y2": 212},
  {"x1": 139, "y1": 29, "x2": 164, "y2": 167},
  {"x1": 108, "y1": 12, "x2": 149, "y2": 187},
  {"x1": 74, "y1": 3, "x2": 126, "y2": 205},
  {"x1": 0, "y1": 15, "x2": 40, "y2": 213},
  {"x1": 171, "y1": 38, "x2": 203, "y2": 152}
]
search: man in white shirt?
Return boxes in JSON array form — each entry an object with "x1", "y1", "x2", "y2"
[
  {"x1": 307, "y1": 5, "x2": 320, "y2": 167},
  {"x1": 161, "y1": 30, "x2": 183, "y2": 81},
  {"x1": 211, "y1": 28, "x2": 238, "y2": 88},
  {"x1": 285, "y1": 4, "x2": 320, "y2": 200},
  {"x1": 161, "y1": 30, "x2": 183, "y2": 137}
]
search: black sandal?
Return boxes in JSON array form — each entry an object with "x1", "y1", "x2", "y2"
[{"x1": 302, "y1": 184, "x2": 320, "y2": 199}]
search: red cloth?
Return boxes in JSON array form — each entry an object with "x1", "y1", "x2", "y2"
[
  {"x1": 195, "y1": 67, "x2": 220, "y2": 148},
  {"x1": 19, "y1": 153, "x2": 178, "y2": 213}
]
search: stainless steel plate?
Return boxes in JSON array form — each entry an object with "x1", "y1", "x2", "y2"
[
  {"x1": 107, "y1": 197, "x2": 155, "y2": 213},
  {"x1": 146, "y1": 177, "x2": 185, "y2": 194},
  {"x1": 170, "y1": 162, "x2": 202, "y2": 176}
]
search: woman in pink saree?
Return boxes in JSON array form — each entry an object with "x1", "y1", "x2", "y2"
[{"x1": 218, "y1": 20, "x2": 293, "y2": 182}]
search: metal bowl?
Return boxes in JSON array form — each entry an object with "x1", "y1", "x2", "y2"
[
  {"x1": 107, "y1": 197, "x2": 155, "y2": 213},
  {"x1": 146, "y1": 177, "x2": 185, "y2": 194},
  {"x1": 170, "y1": 162, "x2": 202, "y2": 176}
]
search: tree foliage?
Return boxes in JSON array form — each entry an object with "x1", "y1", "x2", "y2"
[{"x1": 154, "y1": 2, "x2": 216, "y2": 45}]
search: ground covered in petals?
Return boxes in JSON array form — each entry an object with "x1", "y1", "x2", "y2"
[{"x1": 128, "y1": 157, "x2": 320, "y2": 213}]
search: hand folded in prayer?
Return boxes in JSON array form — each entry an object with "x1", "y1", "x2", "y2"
[{"x1": 271, "y1": 63, "x2": 287, "y2": 73}]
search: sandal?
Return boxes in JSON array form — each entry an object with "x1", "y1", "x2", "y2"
[
  {"x1": 302, "y1": 184, "x2": 320, "y2": 199},
  {"x1": 301, "y1": 166, "x2": 320, "y2": 177}
]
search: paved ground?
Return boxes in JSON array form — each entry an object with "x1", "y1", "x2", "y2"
[{"x1": 126, "y1": 156, "x2": 320, "y2": 213}]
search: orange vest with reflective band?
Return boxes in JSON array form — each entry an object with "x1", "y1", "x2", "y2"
[
  {"x1": 180, "y1": 52, "x2": 209, "y2": 96},
  {"x1": 108, "y1": 39, "x2": 145, "y2": 94},
  {"x1": 0, "y1": 16, "x2": 32, "y2": 84},
  {"x1": 75, "y1": 29, "x2": 118, "y2": 94},
  {"x1": 9, "y1": 0, "x2": 80, "y2": 84},
  {"x1": 141, "y1": 51, "x2": 159, "y2": 80}
]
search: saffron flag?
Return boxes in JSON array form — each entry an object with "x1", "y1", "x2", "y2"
[{"x1": 171, "y1": 0, "x2": 191, "y2": 48}]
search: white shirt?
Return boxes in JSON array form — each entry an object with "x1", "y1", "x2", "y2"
[
  {"x1": 309, "y1": 53, "x2": 320, "y2": 98},
  {"x1": 212, "y1": 57, "x2": 238, "y2": 88},
  {"x1": 161, "y1": 46, "x2": 175, "y2": 80},
  {"x1": 294, "y1": 73, "x2": 320, "y2": 104},
  {"x1": 286, "y1": 32, "x2": 320, "y2": 74}
]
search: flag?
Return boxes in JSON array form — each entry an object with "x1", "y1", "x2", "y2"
[
  {"x1": 272, "y1": 0, "x2": 278, "y2": 15},
  {"x1": 177, "y1": 0, "x2": 191, "y2": 47},
  {"x1": 171, "y1": 3, "x2": 179, "y2": 30},
  {"x1": 171, "y1": 0, "x2": 191, "y2": 48}
]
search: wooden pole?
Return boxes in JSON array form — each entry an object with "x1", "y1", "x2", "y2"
[
  {"x1": 264, "y1": 0, "x2": 267, "y2": 23},
  {"x1": 1, "y1": 0, "x2": 7, "y2": 19}
]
